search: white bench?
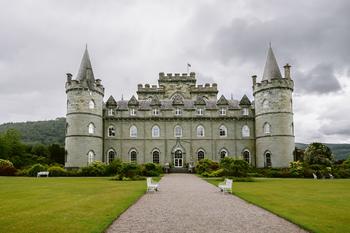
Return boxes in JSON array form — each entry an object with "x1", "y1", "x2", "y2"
[
  {"x1": 218, "y1": 179, "x2": 232, "y2": 194},
  {"x1": 312, "y1": 173, "x2": 317, "y2": 179},
  {"x1": 37, "y1": 171, "x2": 49, "y2": 178},
  {"x1": 147, "y1": 177, "x2": 159, "y2": 192}
]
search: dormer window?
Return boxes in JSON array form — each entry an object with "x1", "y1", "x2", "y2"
[
  {"x1": 219, "y1": 107, "x2": 226, "y2": 116},
  {"x1": 153, "y1": 108, "x2": 160, "y2": 116},
  {"x1": 175, "y1": 108, "x2": 182, "y2": 116},
  {"x1": 130, "y1": 108, "x2": 136, "y2": 116},
  {"x1": 242, "y1": 108, "x2": 249, "y2": 116},
  {"x1": 108, "y1": 109, "x2": 114, "y2": 116},
  {"x1": 196, "y1": 108, "x2": 204, "y2": 116}
]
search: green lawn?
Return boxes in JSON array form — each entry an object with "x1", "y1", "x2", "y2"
[
  {"x1": 0, "y1": 177, "x2": 146, "y2": 233},
  {"x1": 206, "y1": 178, "x2": 350, "y2": 233}
]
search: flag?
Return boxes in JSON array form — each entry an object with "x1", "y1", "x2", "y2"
[{"x1": 187, "y1": 63, "x2": 191, "y2": 67}]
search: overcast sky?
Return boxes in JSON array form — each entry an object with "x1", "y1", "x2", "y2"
[{"x1": 0, "y1": 0, "x2": 349, "y2": 143}]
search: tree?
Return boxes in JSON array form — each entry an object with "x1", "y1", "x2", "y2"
[
  {"x1": 48, "y1": 144, "x2": 65, "y2": 165},
  {"x1": 304, "y1": 142, "x2": 334, "y2": 166}
]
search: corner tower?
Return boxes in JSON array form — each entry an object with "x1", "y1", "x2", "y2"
[
  {"x1": 65, "y1": 47, "x2": 104, "y2": 168},
  {"x1": 253, "y1": 46, "x2": 294, "y2": 168}
]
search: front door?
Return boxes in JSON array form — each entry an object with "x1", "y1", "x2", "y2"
[{"x1": 174, "y1": 150, "x2": 183, "y2": 168}]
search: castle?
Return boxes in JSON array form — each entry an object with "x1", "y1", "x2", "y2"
[{"x1": 65, "y1": 46, "x2": 295, "y2": 169}]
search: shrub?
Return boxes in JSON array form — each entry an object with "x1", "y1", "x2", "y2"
[
  {"x1": 196, "y1": 159, "x2": 219, "y2": 174},
  {"x1": 141, "y1": 163, "x2": 163, "y2": 177},
  {"x1": 48, "y1": 166, "x2": 67, "y2": 177},
  {"x1": 120, "y1": 163, "x2": 142, "y2": 179},
  {"x1": 289, "y1": 161, "x2": 304, "y2": 177},
  {"x1": 220, "y1": 158, "x2": 250, "y2": 177},
  {"x1": 27, "y1": 163, "x2": 47, "y2": 177},
  {"x1": 0, "y1": 159, "x2": 17, "y2": 176},
  {"x1": 106, "y1": 159, "x2": 123, "y2": 175},
  {"x1": 80, "y1": 161, "x2": 108, "y2": 176}
]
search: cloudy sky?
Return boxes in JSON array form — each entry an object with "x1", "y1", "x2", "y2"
[{"x1": 0, "y1": 0, "x2": 349, "y2": 143}]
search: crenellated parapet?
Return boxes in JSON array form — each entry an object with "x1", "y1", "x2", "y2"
[
  {"x1": 190, "y1": 83, "x2": 218, "y2": 94},
  {"x1": 158, "y1": 72, "x2": 196, "y2": 83},
  {"x1": 253, "y1": 77, "x2": 293, "y2": 95},
  {"x1": 65, "y1": 74, "x2": 104, "y2": 96}
]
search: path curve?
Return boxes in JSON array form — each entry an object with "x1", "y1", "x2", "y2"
[{"x1": 107, "y1": 174, "x2": 307, "y2": 233}]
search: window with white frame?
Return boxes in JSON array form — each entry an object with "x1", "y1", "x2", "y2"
[
  {"x1": 242, "y1": 108, "x2": 249, "y2": 116},
  {"x1": 220, "y1": 149, "x2": 228, "y2": 159},
  {"x1": 219, "y1": 107, "x2": 227, "y2": 116},
  {"x1": 175, "y1": 108, "x2": 182, "y2": 116},
  {"x1": 88, "y1": 123, "x2": 95, "y2": 134},
  {"x1": 196, "y1": 125, "x2": 205, "y2": 137},
  {"x1": 108, "y1": 126, "x2": 115, "y2": 137},
  {"x1": 219, "y1": 125, "x2": 227, "y2": 137},
  {"x1": 152, "y1": 125, "x2": 160, "y2": 138},
  {"x1": 242, "y1": 125, "x2": 250, "y2": 137},
  {"x1": 87, "y1": 150, "x2": 95, "y2": 164},
  {"x1": 174, "y1": 125, "x2": 182, "y2": 137},
  {"x1": 130, "y1": 125, "x2": 137, "y2": 137},
  {"x1": 264, "y1": 123, "x2": 271, "y2": 134},
  {"x1": 130, "y1": 150, "x2": 137, "y2": 163},
  {"x1": 108, "y1": 108, "x2": 114, "y2": 116},
  {"x1": 89, "y1": 100, "x2": 95, "y2": 109},
  {"x1": 130, "y1": 108, "x2": 136, "y2": 116},
  {"x1": 153, "y1": 108, "x2": 159, "y2": 116},
  {"x1": 196, "y1": 108, "x2": 204, "y2": 116}
]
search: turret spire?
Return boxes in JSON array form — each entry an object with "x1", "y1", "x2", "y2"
[
  {"x1": 77, "y1": 46, "x2": 95, "y2": 82},
  {"x1": 262, "y1": 45, "x2": 282, "y2": 81}
]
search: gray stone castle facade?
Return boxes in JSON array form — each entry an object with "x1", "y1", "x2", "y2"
[{"x1": 65, "y1": 46, "x2": 295, "y2": 169}]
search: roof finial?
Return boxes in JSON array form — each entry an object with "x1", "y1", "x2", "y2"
[{"x1": 85, "y1": 43, "x2": 88, "y2": 50}]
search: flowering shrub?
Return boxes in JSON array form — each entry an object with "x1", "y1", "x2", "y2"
[{"x1": 0, "y1": 159, "x2": 17, "y2": 176}]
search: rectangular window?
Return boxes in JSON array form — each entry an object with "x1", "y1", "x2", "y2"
[
  {"x1": 108, "y1": 109, "x2": 114, "y2": 116},
  {"x1": 242, "y1": 108, "x2": 249, "y2": 116},
  {"x1": 130, "y1": 108, "x2": 136, "y2": 116},
  {"x1": 175, "y1": 108, "x2": 182, "y2": 116},
  {"x1": 196, "y1": 108, "x2": 204, "y2": 115},
  {"x1": 153, "y1": 108, "x2": 159, "y2": 116},
  {"x1": 219, "y1": 108, "x2": 226, "y2": 116}
]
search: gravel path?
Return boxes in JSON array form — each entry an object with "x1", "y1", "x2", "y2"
[{"x1": 106, "y1": 174, "x2": 307, "y2": 233}]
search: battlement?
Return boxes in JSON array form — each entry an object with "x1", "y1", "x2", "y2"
[
  {"x1": 253, "y1": 77, "x2": 293, "y2": 94},
  {"x1": 137, "y1": 83, "x2": 165, "y2": 93},
  {"x1": 65, "y1": 74, "x2": 104, "y2": 95},
  {"x1": 158, "y1": 72, "x2": 196, "y2": 83},
  {"x1": 190, "y1": 83, "x2": 218, "y2": 93}
]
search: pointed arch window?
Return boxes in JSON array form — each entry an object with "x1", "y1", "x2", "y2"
[
  {"x1": 243, "y1": 150, "x2": 250, "y2": 164},
  {"x1": 196, "y1": 125, "x2": 205, "y2": 137},
  {"x1": 265, "y1": 151, "x2": 272, "y2": 167},
  {"x1": 197, "y1": 150, "x2": 205, "y2": 161},
  {"x1": 152, "y1": 125, "x2": 160, "y2": 138},
  {"x1": 262, "y1": 99, "x2": 269, "y2": 109},
  {"x1": 130, "y1": 150, "x2": 137, "y2": 163},
  {"x1": 242, "y1": 125, "x2": 250, "y2": 137},
  {"x1": 87, "y1": 150, "x2": 95, "y2": 164},
  {"x1": 107, "y1": 149, "x2": 116, "y2": 164},
  {"x1": 130, "y1": 125, "x2": 137, "y2": 138},
  {"x1": 108, "y1": 125, "x2": 115, "y2": 137},
  {"x1": 174, "y1": 125, "x2": 182, "y2": 138},
  {"x1": 152, "y1": 150, "x2": 160, "y2": 164},
  {"x1": 220, "y1": 149, "x2": 228, "y2": 159},
  {"x1": 89, "y1": 100, "x2": 95, "y2": 109},
  {"x1": 88, "y1": 123, "x2": 95, "y2": 134},
  {"x1": 263, "y1": 123, "x2": 271, "y2": 134},
  {"x1": 219, "y1": 125, "x2": 227, "y2": 137}
]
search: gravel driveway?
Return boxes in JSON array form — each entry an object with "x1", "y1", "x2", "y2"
[{"x1": 106, "y1": 174, "x2": 307, "y2": 233}]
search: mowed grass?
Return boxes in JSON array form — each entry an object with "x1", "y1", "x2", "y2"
[
  {"x1": 206, "y1": 178, "x2": 350, "y2": 233},
  {"x1": 0, "y1": 177, "x2": 146, "y2": 233}
]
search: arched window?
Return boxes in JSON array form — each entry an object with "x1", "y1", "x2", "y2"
[
  {"x1": 108, "y1": 125, "x2": 115, "y2": 137},
  {"x1": 152, "y1": 125, "x2": 160, "y2": 138},
  {"x1": 197, "y1": 125, "x2": 205, "y2": 137},
  {"x1": 67, "y1": 100, "x2": 70, "y2": 110},
  {"x1": 263, "y1": 123, "x2": 271, "y2": 134},
  {"x1": 152, "y1": 150, "x2": 160, "y2": 164},
  {"x1": 107, "y1": 149, "x2": 116, "y2": 164},
  {"x1": 197, "y1": 150, "x2": 205, "y2": 161},
  {"x1": 219, "y1": 125, "x2": 227, "y2": 137},
  {"x1": 220, "y1": 149, "x2": 228, "y2": 159},
  {"x1": 87, "y1": 150, "x2": 95, "y2": 164},
  {"x1": 130, "y1": 125, "x2": 137, "y2": 138},
  {"x1": 130, "y1": 150, "x2": 137, "y2": 163},
  {"x1": 89, "y1": 100, "x2": 95, "y2": 109},
  {"x1": 291, "y1": 122, "x2": 294, "y2": 135},
  {"x1": 88, "y1": 123, "x2": 95, "y2": 134},
  {"x1": 174, "y1": 125, "x2": 182, "y2": 137},
  {"x1": 265, "y1": 151, "x2": 272, "y2": 167},
  {"x1": 243, "y1": 150, "x2": 250, "y2": 164},
  {"x1": 262, "y1": 99, "x2": 269, "y2": 109},
  {"x1": 242, "y1": 125, "x2": 250, "y2": 137}
]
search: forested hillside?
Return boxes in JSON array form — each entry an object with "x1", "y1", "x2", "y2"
[{"x1": 0, "y1": 118, "x2": 65, "y2": 145}]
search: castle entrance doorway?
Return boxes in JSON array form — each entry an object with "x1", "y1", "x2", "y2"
[{"x1": 174, "y1": 150, "x2": 183, "y2": 168}]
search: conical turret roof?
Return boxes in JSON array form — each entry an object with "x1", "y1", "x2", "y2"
[
  {"x1": 262, "y1": 45, "x2": 282, "y2": 81},
  {"x1": 77, "y1": 46, "x2": 95, "y2": 82}
]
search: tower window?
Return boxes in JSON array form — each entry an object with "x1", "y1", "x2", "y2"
[
  {"x1": 130, "y1": 108, "x2": 136, "y2": 116},
  {"x1": 88, "y1": 123, "x2": 95, "y2": 134},
  {"x1": 242, "y1": 125, "x2": 250, "y2": 137},
  {"x1": 130, "y1": 125, "x2": 137, "y2": 138},
  {"x1": 174, "y1": 125, "x2": 182, "y2": 137},
  {"x1": 219, "y1": 108, "x2": 227, "y2": 116},
  {"x1": 87, "y1": 150, "x2": 95, "y2": 164},
  {"x1": 89, "y1": 100, "x2": 95, "y2": 109},
  {"x1": 265, "y1": 152, "x2": 272, "y2": 167},
  {"x1": 196, "y1": 108, "x2": 204, "y2": 116},
  {"x1": 242, "y1": 108, "x2": 249, "y2": 116},
  {"x1": 243, "y1": 150, "x2": 250, "y2": 164},
  {"x1": 197, "y1": 125, "x2": 205, "y2": 137},
  {"x1": 108, "y1": 126, "x2": 115, "y2": 137},
  {"x1": 130, "y1": 150, "x2": 137, "y2": 163},
  {"x1": 152, "y1": 150, "x2": 160, "y2": 164},
  {"x1": 197, "y1": 150, "x2": 205, "y2": 160},
  {"x1": 264, "y1": 123, "x2": 271, "y2": 134},
  {"x1": 262, "y1": 99, "x2": 269, "y2": 109},
  {"x1": 152, "y1": 125, "x2": 160, "y2": 138},
  {"x1": 175, "y1": 108, "x2": 182, "y2": 116},
  {"x1": 219, "y1": 125, "x2": 227, "y2": 137}
]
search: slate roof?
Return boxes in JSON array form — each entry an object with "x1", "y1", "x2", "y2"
[{"x1": 262, "y1": 45, "x2": 282, "y2": 81}]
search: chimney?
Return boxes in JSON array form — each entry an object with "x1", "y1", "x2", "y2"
[
  {"x1": 66, "y1": 73, "x2": 72, "y2": 82},
  {"x1": 284, "y1": 63, "x2": 291, "y2": 79},
  {"x1": 252, "y1": 75, "x2": 257, "y2": 85}
]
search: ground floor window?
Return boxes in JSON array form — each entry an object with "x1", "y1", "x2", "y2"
[
  {"x1": 174, "y1": 150, "x2": 183, "y2": 167},
  {"x1": 265, "y1": 152, "x2": 272, "y2": 167},
  {"x1": 108, "y1": 150, "x2": 116, "y2": 164},
  {"x1": 130, "y1": 150, "x2": 137, "y2": 163},
  {"x1": 243, "y1": 150, "x2": 250, "y2": 164},
  {"x1": 88, "y1": 150, "x2": 95, "y2": 164},
  {"x1": 197, "y1": 150, "x2": 204, "y2": 160},
  {"x1": 220, "y1": 149, "x2": 228, "y2": 159},
  {"x1": 153, "y1": 151, "x2": 160, "y2": 164}
]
